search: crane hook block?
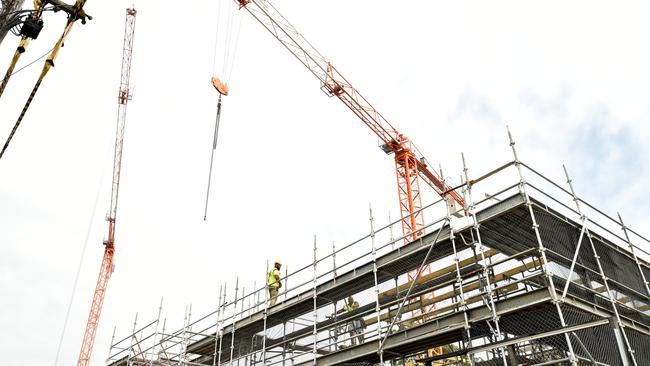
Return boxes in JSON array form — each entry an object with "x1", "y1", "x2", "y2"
[{"x1": 211, "y1": 77, "x2": 229, "y2": 96}]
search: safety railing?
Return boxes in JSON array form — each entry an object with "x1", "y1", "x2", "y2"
[{"x1": 107, "y1": 153, "x2": 650, "y2": 366}]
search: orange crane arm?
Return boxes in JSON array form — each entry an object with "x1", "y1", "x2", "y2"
[
  {"x1": 76, "y1": 8, "x2": 136, "y2": 366},
  {"x1": 236, "y1": 0, "x2": 464, "y2": 236}
]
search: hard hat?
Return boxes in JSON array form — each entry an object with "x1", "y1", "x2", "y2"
[{"x1": 274, "y1": 259, "x2": 282, "y2": 265}]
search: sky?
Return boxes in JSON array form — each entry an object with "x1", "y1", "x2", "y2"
[{"x1": 0, "y1": 0, "x2": 649, "y2": 365}]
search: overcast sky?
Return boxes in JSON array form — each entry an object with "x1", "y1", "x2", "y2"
[{"x1": 1, "y1": 0, "x2": 649, "y2": 365}]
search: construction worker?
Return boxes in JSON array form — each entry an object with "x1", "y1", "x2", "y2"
[
  {"x1": 267, "y1": 259, "x2": 282, "y2": 306},
  {"x1": 339, "y1": 296, "x2": 365, "y2": 345}
]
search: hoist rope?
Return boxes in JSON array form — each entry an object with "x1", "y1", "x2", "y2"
[
  {"x1": 226, "y1": 14, "x2": 242, "y2": 84},
  {"x1": 0, "y1": 45, "x2": 54, "y2": 84},
  {"x1": 203, "y1": 94, "x2": 223, "y2": 221},
  {"x1": 221, "y1": 0, "x2": 235, "y2": 79},
  {"x1": 203, "y1": 2, "x2": 242, "y2": 220},
  {"x1": 210, "y1": 0, "x2": 222, "y2": 76}
]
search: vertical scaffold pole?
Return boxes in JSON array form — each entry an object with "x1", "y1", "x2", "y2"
[
  {"x1": 369, "y1": 204, "x2": 384, "y2": 364},
  {"x1": 126, "y1": 313, "x2": 138, "y2": 366},
  {"x1": 506, "y1": 126, "x2": 578, "y2": 365},
  {"x1": 239, "y1": 286, "x2": 245, "y2": 366},
  {"x1": 180, "y1": 306, "x2": 189, "y2": 363},
  {"x1": 107, "y1": 325, "x2": 117, "y2": 364},
  {"x1": 332, "y1": 242, "x2": 338, "y2": 282},
  {"x1": 158, "y1": 318, "x2": 167, "y2": 363},
  {"x1": 388, "y1": 212, "x2": 395, "y2": 250},
  {"x1": 148, "y1": 298, "x2": 164, "y2": 366},
  {"x1": 282, "y1": 318, "x2": 287, "y2": 366},
  {"x1": 218, "y1": 284, "x2": 228, "y2": 366},
  {"x1": 461, "y1": 153, "x2": 508, "y2": 366},
  {"x1": 256, "y1": 280, "x2": 261, "y2": 313},
  {"x1": 441, "y1": 169, "x2": 474, "y2": 364},
  {"x1": 284, "y1": 265, "x2": 289, "y2": 302},
  {"x1": 252, "y1": 280, "x2": 257, "y2": 314},
  {"x1": 213, "y1": 285, "x2": 223, "y2": 366},
  {"x1": 312, "y1": 235, "x2": 318, "y2": 366},
  {"x1": 229, "y1": 277, "x2": 240, "y2": 365},
  {"x1": 182, "y1": 304, "x2": 193, "y2": 363},
  {"x1": 262, "y1": 261, "x2": 269, "y2": 363},
  {"x1": 563, "y1": 166, "x2": 637, "y2": 366},
  {"x1": 618, "y1": 213, "x2": 650, "y2": 297}
]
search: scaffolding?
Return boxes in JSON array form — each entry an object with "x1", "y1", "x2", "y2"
[{"x1": 107, "y1": 133, "x2": 650, "y2": 366}]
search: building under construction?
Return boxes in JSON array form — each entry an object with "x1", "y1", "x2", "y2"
[{"x1": 105, "y1": 143, "x2": 650, "y2": 366}]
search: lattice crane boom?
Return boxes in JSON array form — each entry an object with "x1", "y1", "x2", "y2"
[
  {"x1": 236, "y1": 0, "x2": 464, "y2": 239},
  {"x1": 76, "y1": 8, "x2": 136, "y2": 366}
]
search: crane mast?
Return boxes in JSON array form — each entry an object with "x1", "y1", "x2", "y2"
[
  {"x1": 77, "y1": 8, "x2": 136, "y2": 366},
  {"x1": 235, "y1": 0, "x2": 464, "y2": 240}
]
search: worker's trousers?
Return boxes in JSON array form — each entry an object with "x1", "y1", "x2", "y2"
[{"x1": 268, "y1": 286, "x2": 279, "y2": 306}]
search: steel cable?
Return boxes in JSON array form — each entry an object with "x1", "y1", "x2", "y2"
[{"x1": 53, "y1": 142, "x2": 110, "y2": 366}]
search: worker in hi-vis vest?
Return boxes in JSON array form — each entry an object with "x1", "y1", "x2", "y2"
[
  {"x1": 337, "y1": 296, "x2": 365, "y2": 345},
  {"x1": 267, "y1": 259, "x2": 282, "y2": 306}
]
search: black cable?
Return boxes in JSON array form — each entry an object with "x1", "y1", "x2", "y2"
[{"x1": 0, "y1": 46, "x2": 54, "y2": 84}]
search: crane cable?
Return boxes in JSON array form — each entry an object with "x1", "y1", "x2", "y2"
[
  {"x1": 52, "y1": 139, "x2": 110, "y2": 366},
  {"x1": 0, "y1": 0, "x2": 45, "y2": 99},
  {"x1": 0, "y1": 44, "x2": 55, "y2": 83},
  {"x1": 203, "y1": 93, "x2": 223, "y2": 220},
  {"x1": 203, "y1": 2, "x2": 242, "y2": 220},
  {"x1": 0, "y1": 0, "x2": 88, "y2": 160}
]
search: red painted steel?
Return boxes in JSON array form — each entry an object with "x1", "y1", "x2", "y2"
[{"x1": 77, "y1": 8, "x2": 137, "y2": 366}]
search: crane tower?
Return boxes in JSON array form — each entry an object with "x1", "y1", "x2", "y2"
[{"x1": 77, "y1": 8, "x2": 137, "y2": 366}]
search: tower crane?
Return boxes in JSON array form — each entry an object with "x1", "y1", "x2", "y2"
[
  {"x1": 234, "y1": 1, "x2": 464, "y2": 276},
  {"x1": 76, "y1": 8, "x2": 136, "y2": 366}
]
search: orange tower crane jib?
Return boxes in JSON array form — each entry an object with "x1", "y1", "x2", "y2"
[
  {"x1": 234, "y1": 0, "x2": 464, "y2": 240},
  {"x1": 235, "y1": 3, "x2": 464, "y2": 347}
]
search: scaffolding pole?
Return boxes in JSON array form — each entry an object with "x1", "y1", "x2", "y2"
[
  {"x1": 618, "y1": 212, "x2": 650, "y2": 297},
  {"x1": 126, "y1": 313, "x2": 138, "y2": 366},
  {"x1": 212, "y1": 285, "x2": 223, "y2": 366},
  {"x1": 312, "y1": 235, "x2": 318, "y2": 366},
  {"x1": 218, "y1": 285, "x2": 228, "y2": 366},
  {"x1": 262, "y1": 261, "x2": 269, "y2": 364},
  {"x1": 147, "y1": 298, "x2": 164, "y2": 366},
  {"x1": 563, "y1": 166, "x2": 637, "y2": 366},
  {"x1": 369, "y1": 204, "x2": 384, "y2": 364},
  {"x1": 506, "y1": 126, "x2": 578, "y2": 365},
  {"x1": 443, "y1": 169, "x2": 473, "y2": 365},
  {"x1": 107, "y1": 325, "x2": 117, "y2": 364},
  {"x1": 229, "y1": 277, "x2": 240, "y2": 365},
  {"x1": 461, "y1": 153, "x2": 509, "y2": 366}
]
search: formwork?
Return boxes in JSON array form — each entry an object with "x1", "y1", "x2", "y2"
[{"x1": 106, "y1": 140, "x2": 650, "y2": 366}]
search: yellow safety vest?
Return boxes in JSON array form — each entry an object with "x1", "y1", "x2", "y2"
[
  {"x1": 268, "y1": 268, "x2": 280, "y2": 288},
  {"x1": 344, "y1": 302, "x2": 359, "y2": 312}
]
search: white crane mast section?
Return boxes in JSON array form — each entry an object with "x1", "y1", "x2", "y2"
[
  {"x1": 76, "y1": 8, "x2": 137, "y2": 366},
  {"x1": 109, "y1": 8, "x2": 136, "y2": 236}
]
